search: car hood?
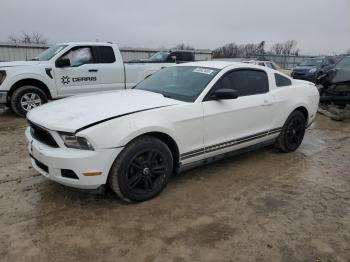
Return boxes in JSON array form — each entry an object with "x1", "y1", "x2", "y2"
[
  {"x1": 27, "y1": 89, "x2": 182, "y2": 133},
  {"x1": 293, "y1": 65, "x2": 317, "y2": 71},
  {"x1": 0, "y1": 61, "x2": 44, "y2": 68}
]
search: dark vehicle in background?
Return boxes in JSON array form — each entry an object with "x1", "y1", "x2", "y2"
[
  {"x1": 316, "y1": 56, "x2": 350, "y2": 107},
  {"x1": 130, "y1": 50, "x2": 195, "y2": 64},
  {"x1": 291, "y1": 57, "x2": 335, "y2": 83}
]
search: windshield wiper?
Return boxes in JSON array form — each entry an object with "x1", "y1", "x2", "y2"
[
  {"x1": 162, "y1": 94, "x2": 172, "y2": 99},
  {"x1": 30, "y1": 58, "x2": 39, "y2": 61}
]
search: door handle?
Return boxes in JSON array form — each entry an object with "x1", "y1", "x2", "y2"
[{"x1": 89, "y1": 69, "x2": 98, "y2": 72}]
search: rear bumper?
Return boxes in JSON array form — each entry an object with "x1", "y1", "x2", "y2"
[
  {"x1": 0, "y1": 91, "x2": 8, "y2": 104},
  {"x1": 25, "y1": 127, "x2": 122, "y2": 190}
]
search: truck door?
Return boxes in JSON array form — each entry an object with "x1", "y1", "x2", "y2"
[
  {"x1": 90, "y1": 46, "x2": 125, "y2": 90},
  {"x1": 54, "y1": 46, "x2": 102, "y2": 97}
]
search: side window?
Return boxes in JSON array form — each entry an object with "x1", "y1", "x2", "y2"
[
  {"x1": 258, "y1": 62, "x2": 265, "y2": 66},
  {"x1": 265, "y1": 62, "x2": 273, "y2": 69},
  {"x1": 275, "y1": 73, "x2": 292, "y2": 87},
  {"x1": 95, "y1": 46, "x2": 116, "y2": 63},
  {"x1": 213, "y1": 73, "x2": 233, "y2": 90},
  {"x1": 182, "y1": 52, "x2": 194, "y2": 61},
  {"x1": 230, "y1": 70, "x2": 269, "y2": 96},
  {"x1": 213, "y1": 69, "x2": 269, "y2": 97},
  {"x1": 266, "y1": 62, "x2": 277, "y2": 70},
  {"x1": 61, "y1": 47, "x2": 93, "y2": 67}
]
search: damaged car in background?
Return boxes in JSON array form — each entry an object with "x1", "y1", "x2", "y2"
[
  {"x1": 316, "y1": 56, "x2": 350, "y2": 120},
  {"x1": 291, "y1": 56, "x2": 335, "y2": 83}
]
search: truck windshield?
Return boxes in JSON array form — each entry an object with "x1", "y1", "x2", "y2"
[
  {"x1": 149, "y1": 52, "x2": 170, "y2": 62},
  {"x1": 300, "y1": 58, "x2": 323, "y2": 67},
  {"x1": 335, "y1": 57, "x2": 350, "y2": 69},
  {"x1": 134, "y1": 66, "x2": 220, "y2": 102},
  {"x1": 34, "y1": 44, "x2": 68, "y2": 61}
]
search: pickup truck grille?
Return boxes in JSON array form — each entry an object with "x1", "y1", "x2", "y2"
[{"x1": 29, "y1": 122, "x2": 59, "y2": 148}]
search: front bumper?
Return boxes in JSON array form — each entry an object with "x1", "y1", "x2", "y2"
[
  {"x1": 25, "y1": 127, "x2": 122, "y2": 190},
  {"x1": 0, "y1": 91, "x2": 8, "y2": 104}
]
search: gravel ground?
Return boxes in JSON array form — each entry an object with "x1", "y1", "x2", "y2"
[{"x1": 0, "y1": 107, "x2": 349, "y2": 262}]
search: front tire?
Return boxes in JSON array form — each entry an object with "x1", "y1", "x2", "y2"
[
  {"x1": 10, "y1": 85, "x2": 48, "y2": 117},
  {"x1": 109, "y1": 136, "x2": 173, "y2": 202},
  {"x1": 275, "y1": 111, "x2": 306, "y2": 153}
]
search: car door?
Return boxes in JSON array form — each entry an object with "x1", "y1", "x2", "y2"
[
  {"x1": 91, "y1": 46, "x2": 125, "y2": 91},
  {"x1": 202, "y1": 69, "x2": 274, "y2": 158},
  {"x1": 54, "y1": 46, "x2": 101, "y2": 97}
]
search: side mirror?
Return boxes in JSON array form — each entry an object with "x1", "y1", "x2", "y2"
[
  {"x1": 211, "y1": 89, "x2": 239, "y2": 100},
  {"x1": 171, "y1": 55, "x2": 177, "y2": 63},
  {"x1": 55, "y1": 58, "x2": 71, "y2": 68}
]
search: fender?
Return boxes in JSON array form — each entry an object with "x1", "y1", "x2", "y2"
[
  {"x1": 116, "y1": 125, "x2": 183, "y2": 152},
  {"x1": 79, "y1": 112, "x2": 185, "y2": 154},
  {"x1": 7, "y1": 73, "x2": 57, "y2": 98}
]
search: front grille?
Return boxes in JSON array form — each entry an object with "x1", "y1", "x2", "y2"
[
  {"x1": 293, "y1": 71, "x2": 306, "y2": 76},
  {"x1": 29, "y1": 122, "x2": 59, "y2": 148}
]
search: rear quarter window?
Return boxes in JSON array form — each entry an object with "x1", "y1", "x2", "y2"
[{"x1": 275, "y1": 73, "x2": 292, "y2": 87}]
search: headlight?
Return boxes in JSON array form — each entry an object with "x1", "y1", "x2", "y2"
[
  {"x1": 0, "y1": 70, "x2": 6, "y2": 85},
  {"x1": 309, "y1": 68, "x2": 317, "y2": 73},
  {"x1": 59, "y1": 132, "x2": 94, "y2": 151}
]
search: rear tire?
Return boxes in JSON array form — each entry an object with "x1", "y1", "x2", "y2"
[
  {"x1": 275, "y1": 111, "x2": 306, "y2": 153},
  {"x1": 10, "y1": 85, "x2": 48, "y2": 117},
  {"x1": 109, "y1": 136, "x2": 173, "y2": 202}
]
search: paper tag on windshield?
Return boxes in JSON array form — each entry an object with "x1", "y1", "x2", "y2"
[{"x1": 193, "y1": 68, "x2": 215, "y2": 75}]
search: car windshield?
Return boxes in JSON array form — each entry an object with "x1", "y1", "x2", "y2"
[
  {"x1": 34, "y1": 44, "x2": 68, "y2": 61},
  {"x1": 134, "y1": 66, "x2": 220, "y2": 102},
  {"x1": 300, "y1": 58, "x2": 323, "y2": 66},
  {"x1": 335, "y1": 57, "x2": 350, "y2": 69},
  {"x1": 149, "y1": 52, "x2": 170, "y2": 62}
]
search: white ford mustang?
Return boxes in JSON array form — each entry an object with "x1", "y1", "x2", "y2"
[{"x1": 25, "y1": 61, "x2": 319, "y2": 201}]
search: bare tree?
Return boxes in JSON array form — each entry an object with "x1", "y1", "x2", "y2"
[
  {"x1": 270, "y1": 43, "x2": 284, "y2": 55},
  {"x1": 270, "y1": 40, "x2": 299, "y2": 55},
  {"x1": 172, "y1": 43, "x2": 195, "y2": 50},
  {"x1": 8, "y1": 32, "x2": 48, "y2": 44},
  {"x1": 31, "y1": 32, "x2": 47, "y2": 44},
  {"x1": 257, "y1": 41, "x2": 266, "y2": 55},
  {"x1": 213, "y1": 41, "x2": 265, "y2": 58}
]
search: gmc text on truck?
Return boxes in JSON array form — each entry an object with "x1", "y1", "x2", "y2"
[{"x1": 0, "y1": 42, "x2": 172, "y2": 116}]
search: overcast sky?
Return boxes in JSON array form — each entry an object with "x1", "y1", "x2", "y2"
[{"x1": 1, "y1": 0, "x2": 349, "y2": 55}]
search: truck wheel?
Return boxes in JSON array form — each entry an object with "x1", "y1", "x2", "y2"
[
  {"x1": 10, "y1": 86, "x2": 48, "y2": 117},
  {"x1": 109, "y1": 136, "x2": 173, "y2": 202},
  {"x1": 275, "y1": 111, "x2": 306, "y2": 153}
]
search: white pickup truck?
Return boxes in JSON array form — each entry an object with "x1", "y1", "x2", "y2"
[{"x1": 0, "y1": 42, "x2": 171, "y2": 116}]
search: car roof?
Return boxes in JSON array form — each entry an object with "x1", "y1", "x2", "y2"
[
  {"x1": 57, "y1": 42, "x2": 114, "y2": 46},
  {"x1": 177, "y1": 61, "x2": 251, "y2": 69},
  {"x1": 176, "y1": 61, "x2": 280, "y2": 72}
]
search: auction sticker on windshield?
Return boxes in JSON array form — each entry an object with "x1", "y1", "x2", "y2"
[{"x1": 193, "y1": 68, "x2": 215, "y2": 75}]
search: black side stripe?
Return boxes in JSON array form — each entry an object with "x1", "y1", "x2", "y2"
[
  {"x1": 180, "y1": 127, "x2": 283, "y2": 160},
  {"x1": 75, "y1": 105, "x2": 173, "y2": 134},
  {"x1": 181, "y1": 148, "x2": 205, "y2": 158}
]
